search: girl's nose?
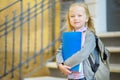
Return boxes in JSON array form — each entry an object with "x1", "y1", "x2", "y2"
[
  {"x1": 75, "y1": 16, "x2": 78, "y2": 19},
  {"x1": 74, "y1": 16, "x2": 78, "y2": 20}
]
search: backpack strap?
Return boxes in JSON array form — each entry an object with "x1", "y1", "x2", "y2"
[
  {"x1": 96, "y1": 36, "x2": 109, "y2": 62},
  {"x1": 88, "y1": 35, "x2": 100, "y2": 73}
]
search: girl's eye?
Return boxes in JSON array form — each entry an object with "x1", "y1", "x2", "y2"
[
  {"x1": 70, "y1": 15, "x2": 75, "y2": 17},
  {"x1": 78, "y1": 15, "x2": 81, "y2": 17}
]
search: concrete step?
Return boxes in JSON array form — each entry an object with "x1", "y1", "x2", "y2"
[
  {"x1": 24, "y1": 76, "x2": 66, "y2": 80},
  {"x1": 97, "y1": 32, "x2": 120, "y2": 38},
  {"x1": 106, "y1": 47, "x2": 120, "y2": 53},
  {"x1": 97, "y1": 32, "x2": 120, "y2": 46},
  {"x1": 46, "y1": 62, "x2": 66, "y2": 78},
  {"x1": 110, "y1": 64, "x2": 120, "y2": 73},
  {"x1": 46, "y1": 62, "x2": 57, "y2": 68}
]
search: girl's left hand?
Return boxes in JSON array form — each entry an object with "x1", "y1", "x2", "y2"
[{"x1": 58, "y1": 63, "x2": 72, "y2": 75}]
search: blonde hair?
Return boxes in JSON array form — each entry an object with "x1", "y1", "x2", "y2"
[{"x1": 66, "y1": 3, "x2": 96, "y2": 34}]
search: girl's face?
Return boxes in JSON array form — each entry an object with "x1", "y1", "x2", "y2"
[{"x1": 69, "y1": 6, "x2": 88, "y2": 30}]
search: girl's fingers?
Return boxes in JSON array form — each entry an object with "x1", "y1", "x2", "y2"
[
  {"x1": 64, "y1": 65, "x2": 71, "y2": 69},
  {"x1": 58, "y1": 64, "x2": 72, "y2": 75},
  {"x1": 65, "y1": 68, "x2": 72, "y2": 74},
  {"x1": 62, "y1": 65, "x2": 72, "y2": 74},
  {"x1": 62, "y1": 69, "x2": 71, "y2": 75}
]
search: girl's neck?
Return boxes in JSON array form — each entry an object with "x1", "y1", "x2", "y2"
[{"x1": 75, "y1": 26, "x2": 87, "y2": 32}]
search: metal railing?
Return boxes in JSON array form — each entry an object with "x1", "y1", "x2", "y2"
[
  {"x1": 0, "y1": 0, "x2": 60, "y2": 80},
  {"x1": 0, "y1": 0, "x2": 84, "y2": 80}
]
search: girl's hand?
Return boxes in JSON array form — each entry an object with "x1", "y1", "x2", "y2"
[{"x1": 58, "y1": 63, "x2": 72, "y2": 75}]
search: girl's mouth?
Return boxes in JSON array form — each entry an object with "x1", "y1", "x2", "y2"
[{"x1": 74, "y1": 22, "x2": 80, "y2": 24}]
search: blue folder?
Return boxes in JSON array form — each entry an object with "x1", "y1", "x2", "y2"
[{"x1": 62, "y1": 32, "x2": 82, "y2": 72}]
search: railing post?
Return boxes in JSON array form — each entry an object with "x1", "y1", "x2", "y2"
[
  {"x1": 4, "y1": 15, "x2": 8, "y2": 76},
  {"x1": 40, "y1": 0, "x2": 44, "y2": 66},
  {"x1": 11, "y1": 10, "x2": 16, "y2": 78},
  {"x1": 34, "y1": 0, "x2": 37, "y2": 64},
  {"x1": 26, "y1": 2, "x2": 30, "y2": 68},
  {"x1": 19, "y1": 0, "x2": 23, "y2": 80},
  {"x1": 48, "y1": 0, "x2": 51, "y2": 54},
  {"x1": 51, "y1": 0, "x2": 56, "y2": 56}
]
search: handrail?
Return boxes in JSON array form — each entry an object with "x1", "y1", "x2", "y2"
[
  {"x1": 0, "y1": 0, "x2": 20, "y2": 12},
  {"x1": 0, "y1": 0, "x2": 58, "y2": 32},
  {"x1": 0, "y1": 0, "x2": 60, "y2": 80},
  {"x1": 0, "y1": 0, "x2": 58, "y2": 38}
]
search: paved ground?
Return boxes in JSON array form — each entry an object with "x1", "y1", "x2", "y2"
[{"x1": 24, "y1": 76, "x2": 67, "y2": 80}]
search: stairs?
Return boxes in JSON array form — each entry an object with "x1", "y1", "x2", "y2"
[
  {"x1": 46, "y1": 31, "x2": 120, "y2": 80},
  {"x1": 97, "y1": 32, "x2": 120, "y2": 80},
  {"x1": 24, "y1": 76, "x2": 66, "y2": 80}
]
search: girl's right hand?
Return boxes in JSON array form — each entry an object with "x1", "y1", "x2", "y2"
[{"x1": 58, "y1": 63, "x2": 72, "y2": 75}]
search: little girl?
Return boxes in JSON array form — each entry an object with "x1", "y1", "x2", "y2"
[{"x1": 56, "y1": 2, "x2": 96, "y2": 80}]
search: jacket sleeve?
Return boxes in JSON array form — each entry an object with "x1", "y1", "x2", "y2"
[
  {"x1": 56, "y1": 43, "x2": 64, "y2": 64},
  {"x1": 64, "y1": 31, "x2": 96, "y2": 68}
]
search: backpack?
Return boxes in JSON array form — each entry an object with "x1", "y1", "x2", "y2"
[{"x1": 88, "y1": 35, "x2": 110, "y2": 80}]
